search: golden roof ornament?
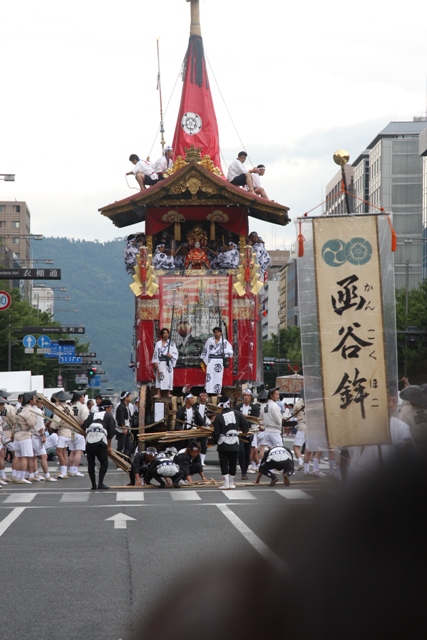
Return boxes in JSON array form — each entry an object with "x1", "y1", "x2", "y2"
[{"x1": 333, "y1": 149, "x2": 350, "y2": 166}]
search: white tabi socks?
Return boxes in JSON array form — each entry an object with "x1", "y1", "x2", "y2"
[{"x1": 220, "y1": 474, "x2": 230, "y2": 489}]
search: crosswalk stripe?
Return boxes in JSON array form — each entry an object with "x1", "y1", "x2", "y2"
[
  {"x1": 60, "y1": 493, "x2": 90, "y2": 502},
  {"x1": 274, "y1": 489, "x2": 313, "y2": 500},
  {"x1": 222, "y1": 490, "x2": 257, "y2": 500},
  {"x1": 3, "y1": 493, "x2": 37, "y2": 504},
  {"x1": 115, "y1": 492, "x2": 145, "y2": 502},
  {"x1": 170, "y1": 491, "x2": 201, "y2": 501}
]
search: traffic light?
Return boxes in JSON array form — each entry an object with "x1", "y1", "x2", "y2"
[
  {"x1": 263, "y1": 360, "x2": 275, "y2": 370},
  {"x1": 88, "y1": 366, "x2": 97, "y2": 378},
  {"x1": 405, "y1": 326, "x2": 419, "y2": 349}
]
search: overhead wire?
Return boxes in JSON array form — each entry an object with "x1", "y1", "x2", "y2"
[{"x1": 205, "y1": 52, "x2": 250, "y2": 170}]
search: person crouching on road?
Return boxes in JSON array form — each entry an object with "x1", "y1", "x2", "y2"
[
  {"x1": 84, "y1": 399, "x2": 116, "y2": 490},
  {"x1": 145, "y1": 451, "x2": 184, "y2": 489},
  {"x1": 128, "y1": 447, "x2": 158, "y2": 486},
  {"x1": 252, "y1": 445, "x2": 294, "y2": 487},
  {"x1": 174, "y1": 441, "x2": 207, "y2": 485}
]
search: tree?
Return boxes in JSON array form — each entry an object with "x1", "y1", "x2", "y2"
[
  {"x1": 0, "y1": 284, "x2": 89, "y2": 388},
  {"x1": 263, "y1": 326, "x2": 302, "y2": 388},
  {"x1": 395, "y1": 281, "x2": 427, "y2": 384}
]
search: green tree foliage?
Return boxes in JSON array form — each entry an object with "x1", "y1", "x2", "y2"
[
  {"x1": 0, "y1": 285, "x2": 82, "y2": 387},
  {"x1": 396, "y1": 281, "x2": 427, "y2": 384},
  {"x1": 263, "y1": 326, "x2": 302, "y2": 388}
]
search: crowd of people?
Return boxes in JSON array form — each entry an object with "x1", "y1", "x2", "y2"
[
  {"x1": 124, "y1": 228, "x2": 272, "y2": 279},
  {"x1": 2, "y1": 378, "x2": 423, "y2": 490}
]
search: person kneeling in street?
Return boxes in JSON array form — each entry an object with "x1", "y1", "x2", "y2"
[
  {"x1": 128, "y1": 447, "x2": 157, "y2": 486},
  {"x1": 145, "y1": 451, "x2": 184, "y2": 488},
  {"x1": 174, "y1": 441, "x2": 207, "y2": 485},
  {"x1": 84, "y1": 399, "x2": 116, "y2": 490},
  {"x1": 253, "y1": 445, "x2": 294, "y2": 487}
]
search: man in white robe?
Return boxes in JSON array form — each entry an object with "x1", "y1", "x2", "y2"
[
  {"x1": 152, "y1": 328, "x2": 179, "y2": 397},
  {"x1": 201, "y1": 327, "x2": 233, "y2": 395}
]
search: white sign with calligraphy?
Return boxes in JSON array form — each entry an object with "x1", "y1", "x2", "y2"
[{"x1": 312, "y1": 216, "x2": 390, "y2": 447}]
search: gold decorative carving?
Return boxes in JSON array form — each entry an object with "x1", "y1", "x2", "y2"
[
  {"x1": 187, "y1": 177, "x2": 202, "y2": 194},
  {"x1": 185, "y1": 145, "x2": 202, "y2": 162},
  {"x1": 162, "y1": 210, "x2": 186, "y2": 241},
  {"x1": 164, "y1": 155, "x2": 187, "y2": 176},
  {"x1": 207, "y1": 209, "x2": 229, "y2": 240},
  {"x1": 199, "y1": 155, "x2": 223, "y2": 176}
]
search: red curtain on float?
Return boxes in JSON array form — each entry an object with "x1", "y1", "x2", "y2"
[{"x1": 172, "y1": 35, "x2": 223, "y2": 173}]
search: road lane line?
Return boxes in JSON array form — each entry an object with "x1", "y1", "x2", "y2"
[
  {"x1": 0, "y1": 507, "x2": 26, "y2": 537},
  {"x1": 60, "y1": 493, "x2": 90, "y2": 502},
  {"x1": 170, "y1": 491, "x2": 201, "y2": 501},
  {"x1": 3, "y1": 493, "x2": 37, "y2": 504},
  {"x1": 216, "y1": 504, "x2": 288, "y2": 572},
  {"x1": 222, "y1": 490, "x2": 256, "y2": 500},
  {"x1": 274, "y1": 489, "x2": 313, "y2": 500},
  {"x1": 116, "y1": 493, "x2": 145, "y2": 501}
]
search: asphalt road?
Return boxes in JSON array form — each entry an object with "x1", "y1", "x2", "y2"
[{"x1": 0, "y1": 451, "x2": 338, "y2": 640}]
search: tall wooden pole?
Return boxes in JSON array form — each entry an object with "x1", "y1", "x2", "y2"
[{"x1": 187, "y1": 0, "x2": 201, "y2": 36}]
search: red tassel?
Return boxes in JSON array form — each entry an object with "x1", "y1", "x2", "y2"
[
  {"x1": 387, "y1": 217, "x2": 397, "y2": 252},
  {"x1": 297, "y1": 222, "x2": 305, "y2": 257}
]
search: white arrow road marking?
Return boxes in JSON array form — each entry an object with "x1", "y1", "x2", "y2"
[
  {"x1": 216, "y1": 504, "x2": 289, "y2": 572},
  {"x1": 105, "y1": 513, "x2": 136, "y2": 529},
  {"x1": 0, "y1": 507, "x2": 26, "y2": 537}
]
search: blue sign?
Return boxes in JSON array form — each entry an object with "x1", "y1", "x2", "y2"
[
  {"x1": 23, "y1": 335, "x2": 36, "y2": 348},
  {"x1": 58, "y1": 356, "x2": 82, "y2": 364},
  {"x1": 37, "y1": 335, "x2": 51, "y2": 348},
  {"x1": 44, "y1": 342, "x2": 76, "y2": 358},
  {"x1": 88, "y1": 375, "x2": 101, "y2": 388}
]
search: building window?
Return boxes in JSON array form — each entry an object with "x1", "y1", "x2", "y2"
[
  {"x1": 12, "y1": 205, "x2": 20, "y2": 213},
  {"x1": 12, "y1": 221, "x2": 20, "y2": 228},
  {"x1": 12, "y1": 237, "x2": 20, "y2": 244},
  {"x1": 0, "y1": 220, "x2": 5, "y2": 228},
  {"x1": 0, "y1": 205, "x2": 5, "y2": 212}
]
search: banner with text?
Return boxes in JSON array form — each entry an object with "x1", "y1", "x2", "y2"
[{"x1": 298, "y1": 214, "x2": 397, "y2": 449}]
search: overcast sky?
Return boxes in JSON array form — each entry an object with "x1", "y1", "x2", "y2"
[{"x1": 1, "y1": 0, "x2": 426, "y2": 250}]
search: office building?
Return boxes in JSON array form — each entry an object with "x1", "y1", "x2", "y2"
[
  {"x1": 324, "y1": 117, "x2": 427, "y2": 290},
  {"x1": 419, "y1": 127, "x2": 427, "y2": 278},
  {"x1": 261, "y1": 250, "x2": 290, "y2": 340}
]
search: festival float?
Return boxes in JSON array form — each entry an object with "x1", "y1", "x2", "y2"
[{"x1": 99, "y1": 0, "x2": 290, "y2": 435}]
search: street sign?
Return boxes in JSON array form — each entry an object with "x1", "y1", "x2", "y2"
[
  {"x1": 24, "y1": 348, "x2": 34, "y2": 354},
  {"x1": 37, "y1": 348, "x2": 50, "y2": 354},
  {"x1": 23, "y1": 335, "x2": 36, "y2": 348},
  {"x1": 88, "y1": 375, "x2": 101, "y2": 388},
  {"x1": 18, "y1": 326, "x2": 85, "y2": 334},
  {"x1": 57, "y1": 374, "x2": 63, "y2": 386},
  {"x1": 0, "y1": 290, "x2": 12, "y2": 311},
  {"x1": 101, "y1": 378, "x2": 108, "y2": 382},
  {"x1": 0, "y1": 268, "x2": 61, "y2": 280},
  {"x1": 58, "y1": 356, "x2": 83, "y2": 364},
  {"x1": 78, "y1": 352, "x2": 96, "y2": 358},
  {"x1": 83, "y1": 360, "x2": 102, "y2": 365},
  {"x1": 76, "y1": 375, "x2": 89, "y2": 384},
  {"x1": 37, "y1": 335, "x2": 51, "y2": 348},
  {"x1": 44, "y1": 341, "x2": 76, "y2": 358}
]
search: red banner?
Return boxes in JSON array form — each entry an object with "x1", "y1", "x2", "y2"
[{"x1": 172, "y1": 35, "x2": 222, "y2": 173}]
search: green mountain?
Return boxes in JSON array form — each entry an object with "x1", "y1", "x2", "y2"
[{"x1": 32, "y1": 237, "x2": 136, "y2": 393}]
